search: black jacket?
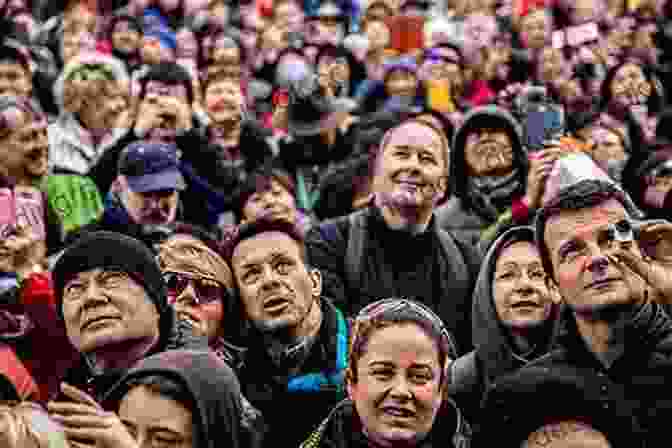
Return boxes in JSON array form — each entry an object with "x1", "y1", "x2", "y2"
[
  {"x1": 306, "y1": 206, "x2": 481, "y2": 353},
  {"x1": 58, "y1": 314, "x2": 208, "y2": 403},
  {"x1": 239, "y1": 298, "x2": 349, "y2": 448},
  {"x1": 449, "y1": 227, "x2": 562, "y2": 425},
  {"x1": 525, "y1": 301, "x2": 672, "y2": 446},
  {"x1": 104, "y1": 349, "x2": 256, "y2": 448},
  {"x1": 300, "y1": 398, "x2": 471, "y2": 448}
]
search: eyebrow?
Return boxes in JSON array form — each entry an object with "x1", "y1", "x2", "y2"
[
  {"x1": 239, "y1": 252, "x2": 287, "y2": 270},
  {"x1": 121, "y1": 419, "x2": 189, "y2": 438}
]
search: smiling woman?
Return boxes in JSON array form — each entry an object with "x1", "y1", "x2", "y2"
[{"x1": 300, "y1": 298, "x2": 470, "y2": 448}]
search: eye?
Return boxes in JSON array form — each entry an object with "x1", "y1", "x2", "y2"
[
  {"x1": 529, "y1": 269, "x2": 546, "y2": 280},
  {"x1": 393, "y1": 149, "x2": 409, "y2": 159},
  {"x1": 496, "y1": 270, "x2": 516, "y2": 281},
  {"x1": 242, "y1": 267, "x2": 261, "y2": 283},
  {"x1": 275, "y1": 259, "x2": 293, "y2": 274},
  {"x1": 371, "y1": 369, "x2": 394, "y2": 380},
  {"x1": 64, "y1": 281, "x2": 85, "y2": 298},
  {"x1": 559, "y1": 241, "x2": 583, "y2": 262},
  {"x1": 100, "y1": 271, "x2": 128, "y2": 288},
  {"x1": 410, "y1": 372, "x2": 432, "y2": 384},
  {"x1": 421, "y1": 153, "x2": 437, "y2": 165}
]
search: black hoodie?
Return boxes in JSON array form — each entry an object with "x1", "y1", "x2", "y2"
[
  {"x1": 104, "y1": 349, "x2": 253, "y2": 448},
  {"x1": 449, "y1": 227, "x2": 561, "y2": 425}
]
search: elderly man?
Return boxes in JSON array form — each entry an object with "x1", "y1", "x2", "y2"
[
  {"x1": 306, "y1": 113, "x2": 480, "y2": 353},
  {"x1": 227, "y1": 218, "x2": 350, "y2": 448},
  {"x1": 521, "y1": 155, "x2": 672, "y2": 445},
  {"x1": 50, "y1": 231, "x2": 206, "y2": 403},
  {"x1": 70, "y1": 141, "x2": 186, "y2": 245}
]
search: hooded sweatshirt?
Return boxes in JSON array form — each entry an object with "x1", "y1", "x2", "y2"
[
  {"x1": 449, "y1": 227, "x2": 561, "y2": 425},
  {"x1": 438, "y1": 106, "x2": 528, "y2": 247},
  {"x1": 104, "y1": 349, "x2": 255, "y2": 448}
]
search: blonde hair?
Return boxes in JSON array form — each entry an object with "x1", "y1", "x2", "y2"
[{"x1": 0, "y1": 402, "x2": 68, "y2": 448}]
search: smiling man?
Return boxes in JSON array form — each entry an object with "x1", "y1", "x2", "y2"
[
  {"x1": 227, "y1": 218, "x2": 350, "y2": 448},
  {"x1": 307, "y1": 113, "x2": 481, "y2": 353},
  {"x1": 521, "y1": 173, "x2": 672, "y2": 446}
]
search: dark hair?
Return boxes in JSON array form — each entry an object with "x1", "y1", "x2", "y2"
[
  {"x1": 314, "y1": 44, "x2": 367, "y2": 95},
  {"x1": 224, "y1": 217, "x2": 307, "y2": 262},
  {"x1": 0, "y1": 42, "x2": 30, "y2": 70},
  {"x1": 120, "y1": 374, "x2": 194, "y2": 413},
  {"x1": 233, "y1": 167, "x2": 296, "y2": 221},
  {"x1": 348, "y1": 299, "x2": 455, "y2": 387},
  {"x1": 535, "y1": 180, "x2": 639, "y2": 279},
  {"x1": 138, "y1": 62, "x2": 194, "y2": 104},
  {"x1": 599, "y1": 61, "x2": 664, "y2": 114}
]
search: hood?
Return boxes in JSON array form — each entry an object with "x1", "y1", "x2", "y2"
[
  {"x1": 471, "y1": 226, "x2": 561, "y2": 382},
  {"x1": 104, "y1": 350, "x2": 245, "y2": 448},
  {"x1": 450, "y1": 106, "x2": 526, "y2": 204},
  {"x1": 301, "y1": 398, "x2": 470, "y2": 448}
]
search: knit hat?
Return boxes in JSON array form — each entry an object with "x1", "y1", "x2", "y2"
[
  {"x1": 52, "y1": 231, "x2": 173, "y2": 339},
  {"x1": 476, "y1": 365, "x2": 644, "y2": 448}
]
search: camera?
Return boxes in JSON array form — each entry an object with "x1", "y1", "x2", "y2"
[{"x1": 516, "y1": 86, "x2": 566, "y2": 152}]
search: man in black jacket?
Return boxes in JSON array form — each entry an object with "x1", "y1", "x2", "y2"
[
  {"x1": 524, "y1": 175, "x2": 672, "y2": 446},
  {"x1": 306, "y1": 114, "x2": 481, "y2": 353},
  {"x1": 50, "y1": 231, "x2": 207, "y2": 404}
]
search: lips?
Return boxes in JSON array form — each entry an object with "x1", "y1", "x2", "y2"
[
  {"x1": 586, "y1": 278, "x2": 620, "y2": 290},
  {"x1": 263, "y1": 295, "x2": 290, "y2": 312},
  {"x1": 511, "y1": 300, "x2": 541, "y2": 309},
  {"x1": 382, "y1": 406, "x2": 415, "y2": 419},
  {"x1": 82, "y1": 314, "x2": 120, "y2": 330}
]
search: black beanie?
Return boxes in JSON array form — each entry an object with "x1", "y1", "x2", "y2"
[{"x1": 52, "y1": 231, "x2": 173, "y2": 340}]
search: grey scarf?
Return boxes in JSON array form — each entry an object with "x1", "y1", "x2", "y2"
[{"x1": 467, "y1": 169, "x2": 522, "y2": 222}]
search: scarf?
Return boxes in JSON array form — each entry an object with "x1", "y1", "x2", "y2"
[{"x1": 467, "y1": 169, "x2": 521, "y2": 222}]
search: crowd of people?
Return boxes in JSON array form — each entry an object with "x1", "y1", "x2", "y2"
[{"x1": 1, "y1": 0, "x2": 672, "y2": 446}]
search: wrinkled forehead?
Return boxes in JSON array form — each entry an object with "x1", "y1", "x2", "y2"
[
  {"x1": 545, "y1": 199, "x2": 629, "y2": 246},
  {"x1": 232, "y1": 231, "x2": 303, "y2": 266}
]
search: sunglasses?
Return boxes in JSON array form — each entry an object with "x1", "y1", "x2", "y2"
[
  {"x1": 354, "y1": 298, "x2": 458, "y2": 359},
  {"x1": 163, "y1": 271, "x2": 226, "y2": 305}
]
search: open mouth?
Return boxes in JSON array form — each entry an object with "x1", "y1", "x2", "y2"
[
  {"x1": 382, "y1": 407, "x2": 415, "y2": 419},
  {"x1": 82, "y1": 315, "x2": 120, "y2": 330},
  {"x1": 512, "y1": 300, "x2": 541, "y2": 309},
  {"x1": 263, "y1": 296, "x2": 290, "y2": 312}
]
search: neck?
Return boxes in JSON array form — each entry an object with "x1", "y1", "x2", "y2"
[
  {"x1": 85, "y1": 337, "x2": 158, "y2": 374},
  {"x1": 509, "y1": 327, "x2": 536, "y2": 356},
  {"x1": 76, "y1": 113, "x2": 106, "y2": 144},
  {"x1": 378, "y1": 202, "x2": 433, "y2": 235}
]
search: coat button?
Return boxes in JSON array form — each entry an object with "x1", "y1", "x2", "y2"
[
  {"x1": 603, "y1": 403, "x2": 609, "y2": 409},
  {"x1": 601, "y1": 384, "x2": 608, "y2": 392}
]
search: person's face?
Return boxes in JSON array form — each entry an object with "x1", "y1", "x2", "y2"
[
  {"x1": 79, "y1": 81, "x2": 129, "y2": 132},
  {"x1": 204, "y1": 79, "x2": 243, "y2": 124},
  {"x1": 176, "y1": 29, "x2": 199, "y2": 59},
  {"x1": 544, "y1": 199, "x2": 647, "y2": 315},
  {"x1": 610, "y1": 63, "x2": 650, "y2": 107},
  {"x1": 365, "y1": 4, "x2": 393, "y2": 23},
  {"x1": 159, "y1": 235, "x2": 230, "y2": 343},
  {"x1": 275, "y1": 0, "x2": 304, "y2": 32},
  {"x1": 523, "y1": 423, "x2": 612, "y2": 448},
  {"x1": 464, "y1": 127, "x2": 513, "y2": 177},
  {"x1": 589, "y1": 127, "x2": 627, "y2": 167},
  {"x1": 141, "y1": 37, "x2": 164, "y2": 65},
  {"x1": 212, "y1": 46, "x2": 241, "y2": 68},
  {"x1": 121, "y1": 184, "x2": 179, "y2": 225},
  {"x1": 0, "y1": 61, "x2": 31, "y2": 97},
  {"x1": 62, "y1": 268, "x2": 161, "y2": 354},
  {"x1": 0, "y1": 108, "x2": 48, "y2": 182},
  {"x1": 119, "y1": 385, "x2": 193, "y2": 448},
  {"x1": 385, "y1": 70, "x2": 418, "y2": 98},
  {"x1": 347, "y1": 324, "x2": 443, "y2": 448},
  {"x1": 62, "y1": 4, "x2": 97, "y2": 62},
  {"x1": 364, "y1": 21, "x2": 391, "y2": 51},
  {"x1": 112, "y1": 21, "x2": 141, "y2": 55},
  {"x1": 520, "y1": 9, "x2": 548, "y2": 50},
  {"x1": 539, "y1": 47, "x2": 563, "y2": 82},
  {"x1": 373, "y1": 122, "x2": 447, "y2": 210},
  {"x1": 493, "y1": 241, "x2": 553, "y2": 329},
  {"x1": 242, "y1": 179, "x2": 298, "y2": 224},
  {"x1": 232, "y1": 232, "x2": 321, "y2": 335}
]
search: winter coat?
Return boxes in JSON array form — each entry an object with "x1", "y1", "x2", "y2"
[
  {"x1": 306, "y1": 206, "x2": 481, "y2": 353},
  {"x1": 300, "y1": 398, "x2": 471, "y2": 448},
  {"x1": 239, "y1": 298, "x2": 349, "y2": 448},
  {"x1": 448, "y1": 227, "x2": 562, "y2": 425},
  {"x1": 104, "y1": 349, "x2": 259, "y2": 448},
  {"x1": 525, "y1": 301, "x2": 672, "y2": 446}
]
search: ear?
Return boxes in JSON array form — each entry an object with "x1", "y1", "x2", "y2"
[
  {"x1": 437, "y1": 175, "x2": 448, "y2": 197},
  {"x1": 345, "y1": 368, "x2": 355, "y2": 400},
  {"x1": 308, "y1": 267, "x2": 322, "y2": 299},
  {"x1": 546, "y1": 277, "x2": 563, "y2": 305}
]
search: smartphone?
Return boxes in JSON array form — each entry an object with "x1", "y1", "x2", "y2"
[
  {"x1": 14, "y1": 186, "x2": 45, "y2": 240},
  {"x1": 524, "y1": 105, "x2": 565, "y2": 152},
  {"x1": 0, "y1": 188, "x2": 15, "y2": 239}
]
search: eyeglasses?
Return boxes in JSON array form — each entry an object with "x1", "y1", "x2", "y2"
[
  {"x1": 163, "y1": 271, "x2": 226, "y2": 305},
  {"x1": 354, "y1": 298, "x2": 458, "y2": 359}
]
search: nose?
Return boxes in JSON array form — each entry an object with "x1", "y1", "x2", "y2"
[
  {"x1": 389, "y1": 374, "x2": 413, "y2": 399},
  {"x1": 586, "y1": 252, "x2": 609, "y2": 274},
  {"x1": 81, "y1": 282, "x2": 109, "y2": 308},
  {"x1": 259, "y1": 266, "x2": 283, "y2": 290}
]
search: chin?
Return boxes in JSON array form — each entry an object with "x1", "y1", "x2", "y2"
[
  {"x1": 77, "y1": 328, "x2": 128, "y2": 353},
  {"x1": 507, "y1": 316, "x2": 548, "y2": 329},
  {"x1": 371, "y1": 427, "x2": 424, "y2": 447}
]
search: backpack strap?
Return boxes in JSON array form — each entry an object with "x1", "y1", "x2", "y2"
[
  {"x1": 345, "y1": 210, "x2": 367, "y2": 294},
  {"x1": 447, "y1": 350, "x2": 479, "y2": 396}
]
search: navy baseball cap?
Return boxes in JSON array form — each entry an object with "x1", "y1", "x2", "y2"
[{"x1": 118, "y1": 141, "x2": 186, "y2": 193}]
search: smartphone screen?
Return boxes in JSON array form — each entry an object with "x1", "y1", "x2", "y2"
[
  {"x1": 524, "y1": 106, "x2": 565, "y2": 152},
  {"x1": 0, "y1": 188, "x2": 15, "y2": 239},
  {"x1": 14, "y1": 186, "x2": 45, "y2": 240}
]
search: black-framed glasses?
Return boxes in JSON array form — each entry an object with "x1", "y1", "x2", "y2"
[{"x1": 163, "y1": 271, "x2": 226, "y2": 305}]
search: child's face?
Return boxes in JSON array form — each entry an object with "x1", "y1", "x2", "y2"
[
  {"x1": 112, "y1": 21, "x2": 141, "y2": 55},
  {"x1": 141, "y1": 36, "x2": 164, "y2": 64}
]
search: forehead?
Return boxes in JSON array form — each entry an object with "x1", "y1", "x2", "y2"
[
  {"x1": 384, "y1": 122, "x2": 443, "y2": 150},
  {"x1": 233, "y1": 231, "x2": 303, "y2": 264},
  {"x1": 362, "y1": 323, "x2": 439, "y2": 364},
  {"x1": 120, "y1": 385, "x2": 192, "y2": 429},
  {"x1": 496, "y1": 240, "x2": 540, "y2": 266},
  {"x1": 68, "y1": 268, "x2": 107, "y2": 282},
  {"x1": 545, "y1": 198, "x2": 628, "y2": 245},
  {"x1": 0, "y1": 61, "x2": 27, "y2": 73}
]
